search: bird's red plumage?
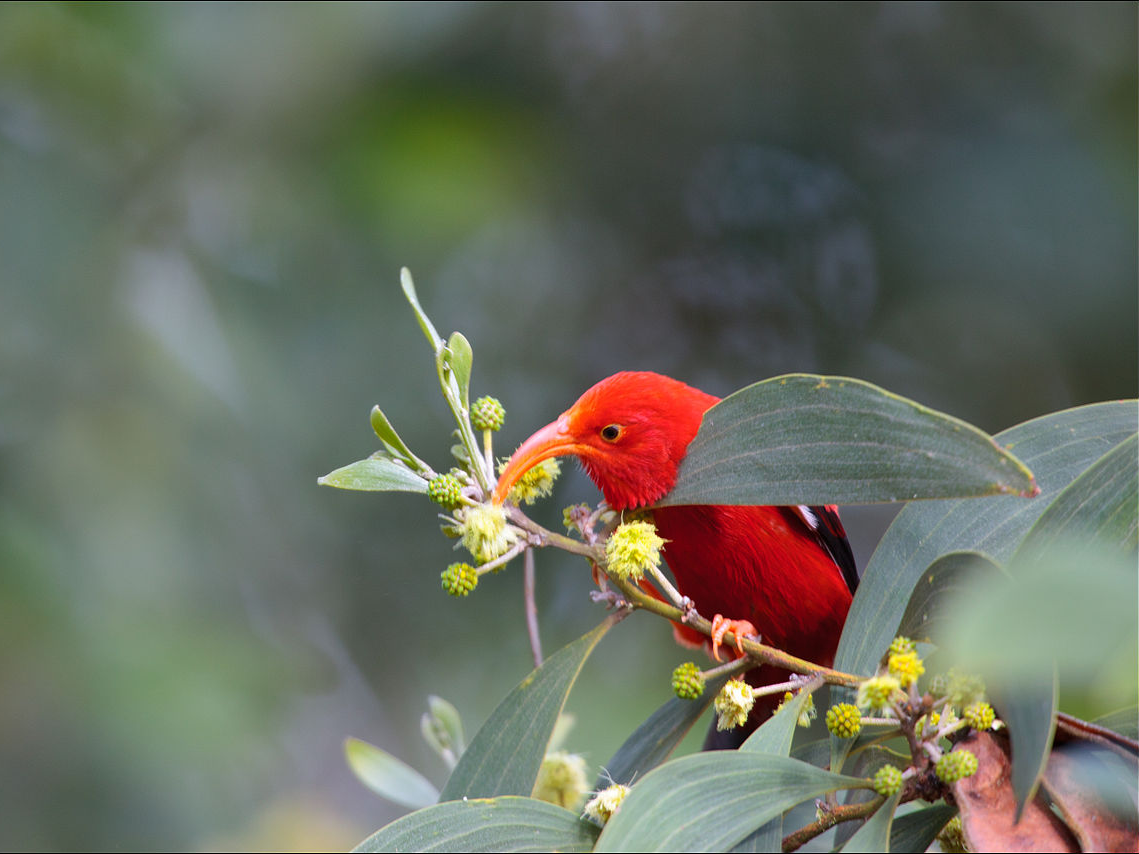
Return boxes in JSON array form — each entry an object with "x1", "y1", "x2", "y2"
[{"x1": 495, "y1": 371, "x2": 856, "y2": 739}]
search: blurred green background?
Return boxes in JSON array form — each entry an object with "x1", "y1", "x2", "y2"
[{"x1": 1, "y1": 3, "x2": 1134, "y2": 850}]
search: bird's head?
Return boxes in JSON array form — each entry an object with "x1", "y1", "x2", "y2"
[{"x1": 493, "y1": 371, "x2": 719, "y2": 510}]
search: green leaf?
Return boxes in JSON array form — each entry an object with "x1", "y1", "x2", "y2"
[
  {"x1": 401, "y1": 267, "x2": 444, "y2": 351},
  {"x1": 897, "y1": 550, "x2": 1005, "y2": 643},
  {"x1": 421, "y1": 695, "x2": 466, "y2": 769},
  {"x1": 887, "y1": 803, "x2": 956, "y2": 853},
  {"x1": 595, "y1": 752, "x2": 866, "y2": 852},
  {"x1": 344, "y1": 737, "x2": 439, "y2": 810},
  {"x1": 660, "y1": 374, "x2": 1037, "y2": 507},
  {"x1": 740, "y1": 684, "x2": 815, "y2": 755},
  {"x1": 318, "y1": 456, "x2": 427, "y2": 493},
  {"x1": 599, "y1": 673, "x2": 729, "y2": 788},
  {"x1": 992, "y1": 676, "x2": 1058, "y2": 819},
  {"x1": 841, "y1": 792, "x2": 897, "y2": 852},
  {"x1": 354, "y1": 796, "x2": 598, "y2": 853},
  {"x1": 439, "y1": 619, "x2": 614, "y2": 801},
  {"x1": 369, "y1": 405, "x2": 428, "y2": 472},
  {"x1": 1016, "y1": 433, "x2": 1138, "y2": 556},
  {"x1": 835, "y1": 401, "x2": 1137, "y2": 682},
  {"x1": 444, "y1": 331, "x2": 474, "y2": 413}
]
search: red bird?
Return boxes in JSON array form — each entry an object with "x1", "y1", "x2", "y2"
[{"x1": 493, "y1": 371, "x2": 858, "y2": 744}]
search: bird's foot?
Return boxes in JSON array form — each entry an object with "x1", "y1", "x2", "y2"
[
  {"x1": 710, "y1": 615, "x2": 759, "y2": 662},
  {"x1": 590, "y1": 588, "x2": 628, "y2": 610}
]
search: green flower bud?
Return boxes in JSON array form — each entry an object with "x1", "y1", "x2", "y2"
[
  {"x1": 441, "y1": 562, "x2": 478, "y2": 597},
  {"x1": 671, "y1": 662, "x2": 705, "y2": 700},
  {"x1": 856, "y1": 675, "x2": 902, "y2": 711},
  {"x1": 873, "y1": 764, "x2": 904, "y2": 796},
  {"x1": 825, "y1": 703, "x2": 862, "y2": 738},
  {"x1": 427, "y1": 472, "x2": 464, "y2": 509},
  {"x1": 888, "y1": 636, "x2": 916, "y2": 657},
  {"x1": 471, "y1": 396, "x2": 505, "y2": 432},
  {"x1": 936, "y1": 749, "x2": 979, "y2": 784},
  {"x1": 963, "y1": 701, "x2": 996, "y2": 731}
]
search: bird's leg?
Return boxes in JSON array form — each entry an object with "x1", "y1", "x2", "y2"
[{"x1": 710, "y1": 615, "x2": 759, "y2": 662}]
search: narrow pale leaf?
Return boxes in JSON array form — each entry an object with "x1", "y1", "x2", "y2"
[
  {"x1": 660, "y1": 374, "x2": 1036, "y2": 507},
  {"x1": 344, "y1": 737, "x2": 439, "y2": 810},
  {"x1": 401, "y1": 267, "x2": 444, "y2": 350},
  {"x1": 354, "y1": 796, "x2": 598, "y2": 853},
  {"x1": 887, "y1": 803, "x2": 957, "y2": 853},
  {"x1": 599, "y1": 673, "x2": 729, "y2": 788},
  {"x1": 369, "y1": 405, "x2": 426, "y2": 470},
  {"x1": 445, "y1": 331, "x2": 474, "y2": 412},
  {"x1": 595, "y1": 752, "x2": 866, "y2": 852},
  {"x1": 439, "y1": 619, "x2": 614, "y2": 801},
  {"x1": 992, "y1": 675, "x2": 1059, "y2": 819},
  {"x1": 841, "y1": 792, "x2": 898, "y2": 852},
  {"x1": 318, "y1": 457, "x2": 427, "y2": 493}
]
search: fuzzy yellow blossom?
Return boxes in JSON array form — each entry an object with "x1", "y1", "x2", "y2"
[
  {"x1": 583, "y1": 784, "x2": 630, "y2": 826},
  {"x1": 533, "y1": 751, "x2": 589, "y2": 810},
  {"x1": 459, "y1": 503, "x2": 518, "y2": 563},
  {"x1": 887, "y1": 650, "x2": 925, "y2": 688},
  {"x1": 604, "y1": 520, "x2": 665, "y2": 581},
  {"x1": 714, "y1": 679, "x2": 756, "y2": 731},
  {"x1": 499, "y1": 458, "x2": 561, "y2": 505},
  {"x1": 856, "y1": 675, "x2": 903, "y2": 711}
]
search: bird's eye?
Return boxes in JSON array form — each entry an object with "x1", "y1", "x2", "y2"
[{"x1": 600, "y1": 424, "x2": 622, "y2": 442}]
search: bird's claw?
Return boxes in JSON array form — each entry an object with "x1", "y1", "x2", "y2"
[
  {"x1": 710, "y1": 615, "x2": 759, "y2": 662},
  {"x1": 590, "y1": 589, "x2": 628, "y2": 610}
]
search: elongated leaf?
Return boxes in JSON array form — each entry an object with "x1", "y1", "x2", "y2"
[
  {"x1": 354, "y1": 796, "x2": 598, "y2": 853},
  {"x1": 344, "y1": 737, "x2": 439, "y2": 810},
  {"x1": 740, "y1": 685, "x2": 815, "y2": 755},
  {"x1": 369, "y1": 405, "x2": 428, "y2": 471},
  {"x1": 660, "y1": 374, "x2": 1037, "y2": 507},
  {"x1": 887, "y1": 803, "x2": 956, "y2": 853},
  {"x1": 319, "y1": 456, "x2": 427, "y2": 493},
  {"x1": 440, "y1": 619, "x2": 614, "y2": 801},
  {"x1": 1016, "y1": 433, "x2": 1138, "y2": 556},
  {"x1": 841, "y1": 792, "x2": 897, "y2": 852},
  {"x1": 600, "y1": 673, "x2": 729, "y2": 788},
  {"x1": 595, "y1": 752, "x2": 866, "y2": 852},
  {"x1": 897, "y1": 550, "x2": 1004, "y2": 643},
  {"x1": 445, "y1": 331, "x2": 474, "y2": 413},
  {"x1": 992, "y1": 676, "x2": 1058, "y2": 819},
  {"x1": 401, "y1": 267, "x2": 444, "y2": 351},
  {"x1": 836, "y1": 401, "x2": 1137, "y2": 682},
  {"x1": 421, "y1": 695, "x2": 466, "y2": 769}
]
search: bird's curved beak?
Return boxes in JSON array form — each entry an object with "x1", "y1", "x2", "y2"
[{"x1": 493, "y1": 415, "x2": 582, "y2": 504}]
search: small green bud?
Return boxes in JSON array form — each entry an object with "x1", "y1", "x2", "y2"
[
  {"x1": 427, "y1": 472, "x2": 464, "y2": 509},
  {"x1": 441, "y1": 562, "x2": 478, "y2": 597},
  {"x1": 935, "y1": 749, "x2": 979, "y2": 784},
  {"x1": 671, "y1": 662, "x2": 705, "y2": 700},
  {"x1": 937, "y1": 816, "x2": 968, "y2": 854},
  {"x1": 583, "y1": 784, "x2": 629, "y2": 826},
  {"x1": 605, "y1": 520, "x2": 665, "y2": 581},
  {"x1": 714, "y1": 679, "x2": 755, "y2": 731},
  {"x1": 825, "y1": 703, "x2": 862, "y2": 738},
  {"x1": 873, "y1": 764, "x2": 904, "y2": 796},
  {"x1": 945, "y1": 669, "x2": 987, "y2": 709},
  {"x1": 963, "y1": 701, "x2": 996, "y2": 731},
  {"x1": 471, "y1": 396, "x2": 505, "y2": 432},
  {"x1": 887, "y1": 650, "x2": 925, "y2": 689}
]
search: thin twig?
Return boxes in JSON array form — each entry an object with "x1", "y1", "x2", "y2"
[
  {"x1": 523, "y1": 547, "x2": 542, "y2": 667},
  {"x1": 781, "y1": 796, "x2": 883, "y2": 852}
]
